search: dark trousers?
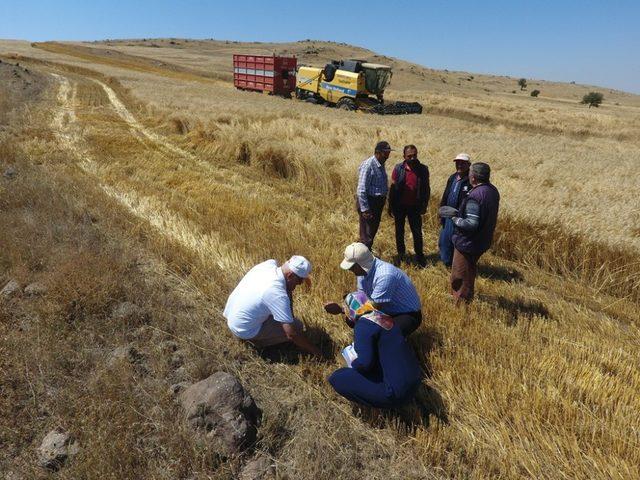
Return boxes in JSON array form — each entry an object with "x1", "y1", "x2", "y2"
[
  {"x1": 392, "y1": 311, "x2": 422, "y2": 336},
  {"x1": 329, "y1": 368, "x2": 399, "y2": 408},
  {"x1": 393, "y1": 205, "x2": 423, "y2": 257},
  {"x1": 357, "y1": 195, "x2": 386, "y2": 250}
]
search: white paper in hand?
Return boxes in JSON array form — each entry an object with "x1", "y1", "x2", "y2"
[{"x1": 341, "y1": 343, "x2": 358, "y2": 368}]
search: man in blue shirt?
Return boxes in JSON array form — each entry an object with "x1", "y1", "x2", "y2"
[
  {"x1": 438, "y1": 153, "x2": 472, "y2": 267},
  {"x1": 356, "y1": 141, "x2": 393, "y2": 250},
  {"x1": 324, "y1": 242, "x2": 422, "y2": 336}
]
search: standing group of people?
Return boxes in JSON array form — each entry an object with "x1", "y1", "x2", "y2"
[{"x1": 222, "y1": 141, "x2": 500, "y2": 410}]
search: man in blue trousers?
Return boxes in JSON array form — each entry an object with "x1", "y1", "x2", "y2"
[
  {"x1": 327, "y1": 312, "x2": 422, "y2": 408},
  {"x1": 438, "y1": 153, "x2": 472, "y2": 267},
  {"x1": 325, "y1": 245, "x2": 422, "y2": 408}
]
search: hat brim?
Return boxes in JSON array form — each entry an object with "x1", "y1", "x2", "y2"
[{"x1": 340, "y1": 259, "x2": 356, "y2": 270}]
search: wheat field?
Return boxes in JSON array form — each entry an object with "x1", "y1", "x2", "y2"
[{"x1": 1, "y1": 39, "x2": 639, "y2": 479}]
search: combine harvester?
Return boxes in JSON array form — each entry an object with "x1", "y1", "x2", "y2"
[{"x1": 233, "y1": 54, "x2": 422, "y2": 115}]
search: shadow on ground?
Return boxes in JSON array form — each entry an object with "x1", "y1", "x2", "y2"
[
  {"x1": 392, "y1": 253, "x2": 440, "y2": 269},
  {"x1": 479, "y1": 293, "x2": 551, "y2": 326},
  {"x1": 478, "y1": 263, "x2": 524, "y2": 283}
]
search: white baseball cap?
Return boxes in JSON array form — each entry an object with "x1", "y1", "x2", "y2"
[
  {"x1": 340, "y1": 242, "x2": 375, "y2": 272},
  {"x1": 286, "y1": 255, "x2": 312, "y2": 278},
  {"x1": 454, "y1": 153, "x2": 471, "y2": 162}
]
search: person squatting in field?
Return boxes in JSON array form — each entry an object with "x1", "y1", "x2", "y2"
[
  {"x1": 447, "y1": 162, "x2": 500, "y2": 305},
  {"x1": 388, "y1": 144, "x2": 431, "y2": 267},
  {"x1": 325, "y1": 244, "x2": 422, "y2": 408},
  {"x1": 324, "y1": 242, "x2": 423, "y2": 336},
  {"x1": 438, "y1": 153, "x2": 472, "y2": 267},
  {"x1": 223, "y1": 255, "x2": 322, "y2": 357}
]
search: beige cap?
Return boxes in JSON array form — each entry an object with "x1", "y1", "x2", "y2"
[
  {"x1": 454, "y1": 153, "x2": 471, "y2": 162},
  {"x1": 340, "y1": 242, "x2": 375, "y2": 272}
]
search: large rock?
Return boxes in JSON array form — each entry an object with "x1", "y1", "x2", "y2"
[
  {"x1": 37, "y1": 429, "x2": 78, "y2": 471},
  {"x1": 179, "y1": 372, "x2": 261, "y2": 454},
  {"x1": 1, "y1": 280, "x2": 21, "y2": 298}
]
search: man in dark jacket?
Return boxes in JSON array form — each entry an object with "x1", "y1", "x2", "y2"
[
  {"x1": 388, "y1": 145, "x2": 430, "y2": 266},
  {"x1": 450, "y1": 162, "x2": 500, "y2": 305},
  {"x1": 438, "y1": 153, "x2": 472, "y2": 267}
]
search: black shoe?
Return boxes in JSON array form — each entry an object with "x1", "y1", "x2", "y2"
[
  {"x1": 416, "y1": 254, "x2": 427, "y2": 267},
  {"x1": 394, "y1": 253, "x2": 407, "y2": 266}
]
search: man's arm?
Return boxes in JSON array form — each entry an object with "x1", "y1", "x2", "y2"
[
  {"x1": 388, "y1": 166, "x2": 397, "y2": 216},
  {"x1": 452, "y1": 198, "x2": 481, "y2": 232},
  {"x1": 440, "y1": 175, "x2": 451, "y2": 208},
  {"x1": 266, "y1": 290, "x2": 322, "y2": 357},
  {"x1": 356, "y1": 162, "x2": 370, "y2": 213},
  {"x1": 421, "y1": 165, "x2": 431, "y2": 214},
  {"x1": 282, "y1": 322, "x2": 322, "y2": 357}
]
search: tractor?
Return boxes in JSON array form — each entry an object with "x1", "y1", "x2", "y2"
[{"x1": 295, "y1": 59, "x2": 422, "y2": 114}]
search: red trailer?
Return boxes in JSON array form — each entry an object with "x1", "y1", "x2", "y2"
[{"x1": 233, "y1": 54, "x2": 297, "y2": 97}]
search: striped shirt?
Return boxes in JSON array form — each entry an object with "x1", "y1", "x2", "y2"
[
  {"x1": 357, "y1": 155, "x2": 388, "y2": 212},
  {"x1": 356, "y1": 258, "x2": 421, "y2": 315}
]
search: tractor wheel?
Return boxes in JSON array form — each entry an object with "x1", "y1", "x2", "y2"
[
  {"x1": 337, "y1": 98, "x2": 357, "y2": 111},
  {"x1": 295, "y1": 87, "x2": 304, "y2": 99}
]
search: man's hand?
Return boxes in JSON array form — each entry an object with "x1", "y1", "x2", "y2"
[
  {"x1": 323, "y1": 302, "x2": 344, "y2": 315},
  {"x1": 362, "y1": 210, "x2": 373, "y2": 220}
]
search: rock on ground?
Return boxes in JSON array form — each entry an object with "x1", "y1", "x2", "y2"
[
  {"x1": 110, "y1": 301, "x2": 149, "y2": 326},
  {"x1": 240, "y1": 454, "x2": 275, "y2": 480},
  {"x1": 37, "y1": 429, "x2": 78, "y2": 471},
  {"x1": 179, "y1": 372, "x2": 261, "y2": 454},
  {"x1": 1, "y1": 280, "x2": 21, "y2": 298},
  {"x1": 109, "y1": 345, "x2": 148, "y2": 374},
  {"x1": 3, "y1": 166, "x2": 17, "y2": 179},
  {"x1": 24, "y1": 282, "x2": 47, "y2": 296}
]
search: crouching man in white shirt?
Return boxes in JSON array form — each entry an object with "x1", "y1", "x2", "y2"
[{"x1": 223, "y1": 255, "x2": 322, "y2": 357}]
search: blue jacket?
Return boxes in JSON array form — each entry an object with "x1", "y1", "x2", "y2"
[{"x1": 351, "y1": 318, "x2": 422, "y2": 401}]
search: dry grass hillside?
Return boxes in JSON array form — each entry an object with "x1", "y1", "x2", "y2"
[{"x1": 1, "y1": 39, "x2": 639, "y2": 479}]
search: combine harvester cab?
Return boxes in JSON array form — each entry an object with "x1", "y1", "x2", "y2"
[
  {"x1": 233, "y1": 54, "x2": 297, "y2": 98},
  {"x1": 295, "y1": 59, "x2": 422, "y2": 115}
]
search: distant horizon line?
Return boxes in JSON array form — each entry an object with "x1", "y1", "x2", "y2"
[{"x1": 2, "y1": 36, "x2": 638, "y2": 96}]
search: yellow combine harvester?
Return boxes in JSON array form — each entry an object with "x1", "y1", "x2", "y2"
[{"x1": 295, "y1": 59, "x2": 422, "y2": 114}]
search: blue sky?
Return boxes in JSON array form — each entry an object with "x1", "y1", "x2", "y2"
[{"x1": 1, "y1": 1, "x2": 639, "y2": 93}]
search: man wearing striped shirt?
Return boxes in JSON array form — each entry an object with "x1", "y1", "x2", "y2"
[
  {"x1": 356, "y1": 141, "x2": 393, "y2": 249},
  {"x1": 324, "y1": 242, "x2": 422, "y2": 336}
]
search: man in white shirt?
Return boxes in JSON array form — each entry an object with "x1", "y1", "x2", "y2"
[{"x1": 223, "y1": 255, "x2": 322, "y2": 357}]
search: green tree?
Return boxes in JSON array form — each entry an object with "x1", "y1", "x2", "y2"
[
  {"x1": 518, "y1": 78, "x2": 527, "y2": 90},
  {"x1": 530, "y1": 89, "x2": 540, "y2": 97},
  {"x1": 581, "y1": 92, "x2": 603, "y2": 108}
]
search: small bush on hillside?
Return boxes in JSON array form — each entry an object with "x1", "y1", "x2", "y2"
[
  {"x1": 518, "y1": 78, "x2": 527, "y2": 90},
  {"x1": 531, "y1": 90, "x2": 540, "y2": 97},
  {"x1": 581, "y1": 92, "x2": 603, "y2": 108}
]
